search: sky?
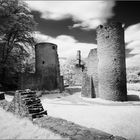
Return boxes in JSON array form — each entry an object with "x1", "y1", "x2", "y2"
[{"x1": 25, "y1": 1, "x2": 140, "y2": 67}]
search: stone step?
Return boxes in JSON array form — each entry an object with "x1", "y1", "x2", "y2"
[
  {"x1": 32, "y1": 114, "x2": 44, "y2": 119},
  {"x1": 27, "y1": 102, "x2": 42, "y2": 107},
  {"x1": 12, "y1": 90, "x2": 47, "y2": 120},
  {"x1": 22, "y1": 97, "x2": 39, "y2": 102},
  {"x1": 20, "y1": 91, "x2": 36, "y2": 95},
  {"x1": 28, "y1": 107, "x2": 44, "y2": 114},
  {"x1": 27, "y1": 104, "x2": 43, "y2": 109},
  {"x1": 31, "y1": 110, "x2": 47, "y2": 119},
  {"x1": 23, "y1": 98, "x2": 40, "y2": 103},
  {"x1": 25, "y1": 99, "x2": 41, "y2": 106},
  {"x1": 21, "y1": 94, "x2": 37, "y2": 98}
]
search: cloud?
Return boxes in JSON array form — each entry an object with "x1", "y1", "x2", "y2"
[
  {"x1": 125, "y1": 23, "x2": 140, "y2": 67},
  {"x1": 125, "y1": 23, "x2": 140, "y2": 43},
  {"x1": 33, "y1": 22, "x2": 140, "y2": 67},
  {"x1": 126, "y1": 54, "x2": 140, "y2": 67},
  {"x1": 33, "y1": 31, "x2": 97, "y2": 58},
  {"x1": 33, "y1": 21, "x2": 140, "y2": 67},
  {"x1": 126, "y1": 41, "x2": 140, "y2": 55},
  {"x1": 26, "y1": 1, "x2": 115, "y2": 30}
]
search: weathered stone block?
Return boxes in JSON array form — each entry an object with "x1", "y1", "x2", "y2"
[
  {"x1": 81, "y1": 69, "x2": 95, "y2": 98},
  {"x1": 87, "y1": 48, "x2": 98, "y2": 97}
]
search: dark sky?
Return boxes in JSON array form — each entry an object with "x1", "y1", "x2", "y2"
[
  {"x1": 32, "y1": 10, "x2": 96, "y2": 44},
  {"x1": 109, "y1": 1, "x2": 140, "y2": 28},
  {"x1": 111, "y1": 1, "x2": 140, "y2": 58},
  {"x1": 31, "y1": 1, "x2": 140, "y2": 45}
]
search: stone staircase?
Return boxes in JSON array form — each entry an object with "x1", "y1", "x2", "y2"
[{"x1": 9, "y1": 90, "x2": 47, "y2": 120}]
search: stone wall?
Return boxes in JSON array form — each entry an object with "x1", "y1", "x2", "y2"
[
  {"x1": 87, "y1": 49, "x2": 98, "y2": 97},
  {"x1": 97, "y1": 22, "x2": 127, "y2": 101},
  {"x1": 34, "y1": 116, "x2": 127, "y2": 140},
  {"x1": 81, "y1": 49, "x2": 98, "y2": 98},
  {"x1": 81, "y1": 68, "x2": 95, "y2": 98}
]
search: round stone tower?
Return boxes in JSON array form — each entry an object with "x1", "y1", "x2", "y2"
[
  {"x1": 96, "y1": 22, "x2": 127, "y2": 101},
  {"x1": 35, "y1": 42, "x2": 60, "y2": 90}
]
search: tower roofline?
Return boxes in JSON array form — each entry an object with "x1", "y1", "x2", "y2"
[{"x1": 35, "y1": 42, "x2": 57, "y2": 47}]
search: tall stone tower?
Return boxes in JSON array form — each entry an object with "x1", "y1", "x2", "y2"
[
  {"x1": 35, "y1": 42, "x2": 60, "y2": 90},
  {"x1": 96, "y1": 22, "x2": 127, "y2": 101}
]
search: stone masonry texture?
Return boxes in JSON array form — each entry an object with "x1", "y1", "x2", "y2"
[
  {"x1": 35, "y1": 42, "x2": 60, "y2": 90},
  {"x1": 34, "y1": 116, "x2": 127, "y2": 140},
  {"x1": 81, "y1": 49, "x2": 98, "y2": 98},
  {"x1": 81, "y1": 68, "x2": 95, "y2": 98},
  {"x1": 8, "y1": 90, "x2": 47, "y2": 119},
  {"x1": 96, "y1": 22, "x2": 127, "y2": 101},
  {"x1": 20, "y1": 42, "x2": 61, "y2": 91},
  {"x1": 87, "y1": 48, "x2": 98, "y2": 97}
]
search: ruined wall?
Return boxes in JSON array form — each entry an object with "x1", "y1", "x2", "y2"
[
  {"x1": 81, "y1": 49, "x2": 98, "y2": 98},
  {"x1": 97, "y1": 22, "x2": 127, "y2": 101},
  {"x1": 20, "y1": 42, "x2": 61, "y2": 91},
  {"x1": 81, "y1": 68, "x2": 95, "y2": 98},
  {"x1": 19, "y1": 73, "x2": 43, "y2": 90},
  {"x1": 87, "y1": 49, "x2": 98, "y2": 97}
]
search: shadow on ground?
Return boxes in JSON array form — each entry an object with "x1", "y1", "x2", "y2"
[
  {"x1": 65, "y1": 86, "x2": 81, "y2": 95},
  {"x1": 127, "y1": 95, "x2": 140, "y2": 101}
]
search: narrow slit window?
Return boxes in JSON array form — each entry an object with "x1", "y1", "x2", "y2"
[
  {"x1": 42, "y1": 61, "x2": 45, "y2": 64},
  {"x1": 52, "y1": 46, "x2": 55, "y2": 50}
]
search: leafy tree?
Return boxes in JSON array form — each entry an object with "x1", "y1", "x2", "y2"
[
  {"x1": 0, "y1": 0, "x2": 36, "y2": 90},
  {"x1": 60, "y1": 58, "x2": 83, "y2": 86}
]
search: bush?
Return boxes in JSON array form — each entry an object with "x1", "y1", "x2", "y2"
[
  {"x1": 127, "y1": 66, "x2": 140, "y2": 83},
  {"x1": 60, "y1": 58, "x2": 83, "y2": 86}
]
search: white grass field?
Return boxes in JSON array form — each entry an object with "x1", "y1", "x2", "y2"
[{"x1": 0, "y1": 108, "x2": 65, "y2": 139}]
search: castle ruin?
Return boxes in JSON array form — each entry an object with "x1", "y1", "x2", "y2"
[
  {"x1": 20, "y1": 42, "x2": 62, "y2": 91},
  {"x1": 81, "y1": 22, "x2": 127, "y2": 101}
]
